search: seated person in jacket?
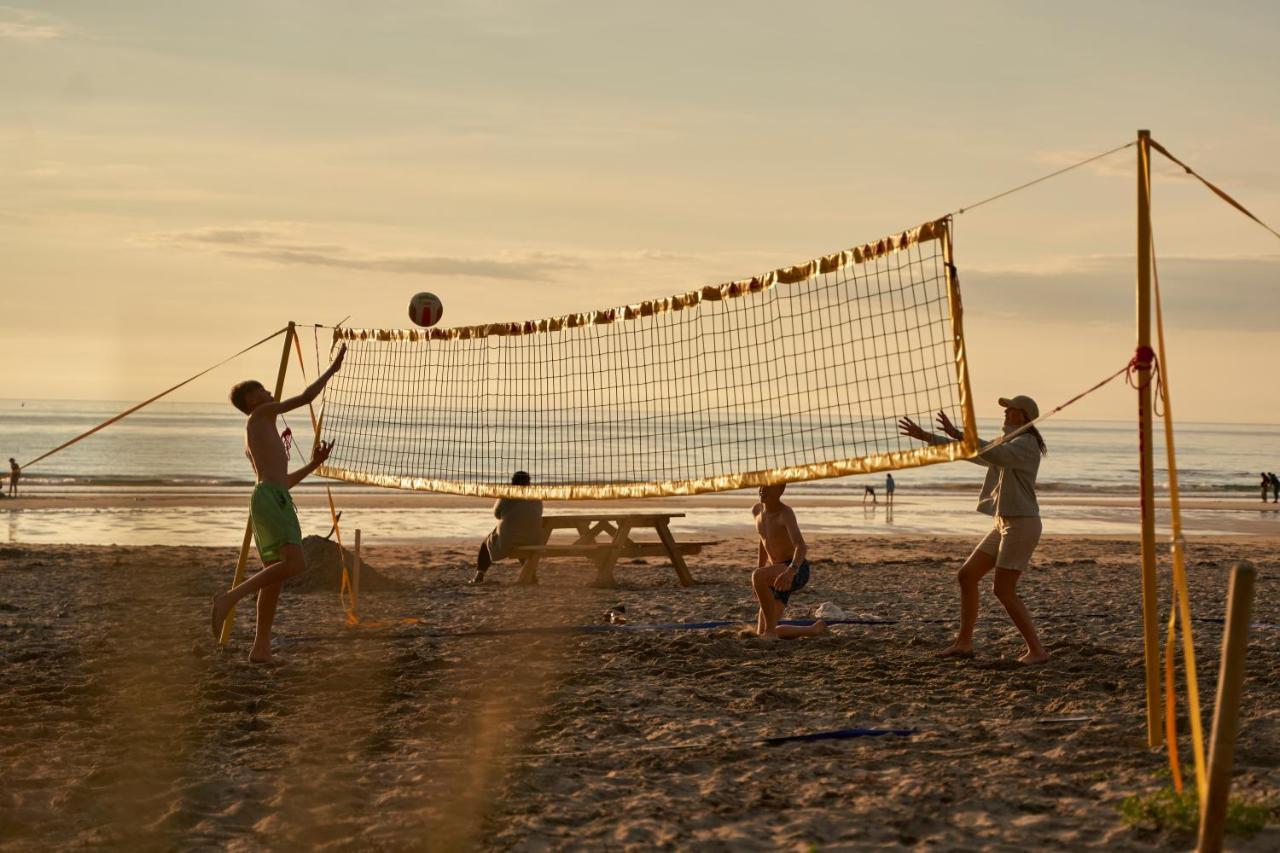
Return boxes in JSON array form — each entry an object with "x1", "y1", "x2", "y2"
[{"x1": 470, "y1": 470, "x2": 543, "y2": 584}]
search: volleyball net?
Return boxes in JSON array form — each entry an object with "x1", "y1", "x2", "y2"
[{"x1": 316, "y1": 217, "x2": 978, "y2": 499}]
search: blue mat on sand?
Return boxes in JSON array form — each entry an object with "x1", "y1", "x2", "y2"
[{"x1": 763, "y1": 727, "x2": 916, "y2": 745}]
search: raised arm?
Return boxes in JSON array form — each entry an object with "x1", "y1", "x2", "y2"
[
  {"x1": 899, "y1": 411, "x2": 993, "y2": 467},
  {"x1": 286, "y1": 439, "x2": 334, "y2": 488},
  {"x1": 260, "y1": 344, "x2": 347, "y2": 418},
  {"x1": 899, "y1": 411, "x2": 964, "y2": 442},
  {"x1": 974, "y1": 432, "x2": 1040, "y2": 470}
]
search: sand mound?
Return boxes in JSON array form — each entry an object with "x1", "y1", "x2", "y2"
[{"x1": 285, "y1": 535, "x2": 397, "y2": 593}]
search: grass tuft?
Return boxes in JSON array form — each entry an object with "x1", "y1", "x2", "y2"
[{"x1": 1119, "y1": 786, "x2": 1271, "y2": 837}]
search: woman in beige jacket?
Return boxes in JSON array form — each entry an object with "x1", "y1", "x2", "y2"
[{"x1": 899, "y1": 396, "x2": 1049, "y2": 664}]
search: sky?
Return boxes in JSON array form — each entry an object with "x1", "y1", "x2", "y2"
[{"x1": 3, "y1": 1, "x2": 1279, "y2": 423}]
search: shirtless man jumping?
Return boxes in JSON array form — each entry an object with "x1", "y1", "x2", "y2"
[
  {"x1": 750, "y1": 483, "x2": 827, "y2": 639},
  {"x1": 210, "y1": 344, "x2": 346, "y2": 662}
]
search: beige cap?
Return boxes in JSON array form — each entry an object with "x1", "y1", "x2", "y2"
[{"x1": 998, "y1": 395, "x2": 1040, "y2": 421}]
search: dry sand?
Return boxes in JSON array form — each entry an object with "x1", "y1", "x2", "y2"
[{"x1": 1, "y1": 535, "x2": 1277, "y2": 850}]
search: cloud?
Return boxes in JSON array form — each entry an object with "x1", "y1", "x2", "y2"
[
  {"x1": 0, "y1": 6, "x2": 63, "y2": 40},
  {"x1": 161, "y1": 225, "x2": 578, "y2": 281},
  {"x1": 964, "y1": 254, "x2": 1280, "y2": 332}
]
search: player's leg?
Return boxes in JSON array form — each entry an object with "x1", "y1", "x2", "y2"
[
  {"x1": 751, "y1": 563, "x2": 788, "y2": 636},
  {"x1": 211, "y1": 545, "x2": 306, "y2": 640},
  {"x1": 938, "y1": 547, "x2": 997, "y2": 657},
  {"x1": 993, "y1": 568, "x2": 1049, "y2": 664},
  {"x1": 471, "y1": 540, "x2": 493, "y2": 584},
  {"x1": 247, "y1": 544, "x2": 305, "y2": 662}
]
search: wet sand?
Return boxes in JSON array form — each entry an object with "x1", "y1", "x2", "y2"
[{"x1": 1, "y1": 535, "x2": 1277, "y2": 850}]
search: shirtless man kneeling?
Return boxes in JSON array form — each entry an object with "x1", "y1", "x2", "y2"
[{"x1": 751, "y1": 483, "x2": 827, "y2": 639}]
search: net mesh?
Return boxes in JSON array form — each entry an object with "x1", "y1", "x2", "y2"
[{"x1": 317, "y1": 217, "x2": 976, "y2": 499}]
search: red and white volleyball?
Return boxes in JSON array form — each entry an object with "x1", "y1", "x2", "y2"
[{"x1": 408, "y1": 292, "x2": 444, "y2": 327}]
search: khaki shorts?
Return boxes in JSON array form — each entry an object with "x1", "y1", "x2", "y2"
[{"x1": 973, "y1": 515, "x2": 1042, "y2": 572}]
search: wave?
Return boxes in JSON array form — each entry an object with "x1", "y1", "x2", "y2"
[{"x1": 19, "y1": 474, "x2": 253, "y2": 487}]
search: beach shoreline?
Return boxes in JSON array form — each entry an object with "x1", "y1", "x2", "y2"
[{"x1": 5, "y1": 488, "x2": 1280, "y2": 546}]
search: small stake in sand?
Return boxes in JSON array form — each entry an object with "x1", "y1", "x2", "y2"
[
  {"x1": 352, "y1": 529, "x2": 362, "y2": 619},
  {"x1": 1197, "y1": 561, "x2": 1256, "y2": 853},
  {"x1": 351, "y1": 529, "x2": 362, "y2": 617}
]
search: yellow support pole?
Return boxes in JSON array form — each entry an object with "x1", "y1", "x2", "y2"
[
  {"x1": 1197, "y1": 562, "x2": 1257, "y2": 853},
  {"x1": 1136, "y1": 129, "x2": 1162, "y2": 747},
  {"x1": 219, "y1": 321, "x2": 297, "y2": 645}
]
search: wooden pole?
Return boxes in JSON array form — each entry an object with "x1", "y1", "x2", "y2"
[
  {"x1": 219, "y1": 321, "x2": 296, "y2": 645},
  {"x1": 352, "y1": 528, "x2": 362, "y2": 618},
  {"x1": 1136, "y1": 129, "x2": 1161, "y2": 747},
  {"x1": 1197, "y1": 562, "x2": 1257, "y2": 853}
]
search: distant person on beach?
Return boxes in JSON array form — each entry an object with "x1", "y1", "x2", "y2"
[
  {"x1": 8, "y1": 458, "x2": 19, "y2": 497},
  {"x1": 862, "y1": 484, "x2": 876, "y2": 505},
  {"x1": 886, "y1": 473, "x2": 895, "y2": 507},
  {"x1": 751, "y1": 483, "x2": 827, "y2": 639},
  {"x1": 470, "y1": 471, "x2": 543, "y2": 585},
  {"x1": 1263, "y1": 472, "x2": 1273, "y2": 503},
  {"x1": 209, "y1": 344, "x2": 346, "y2": 663},
  {"x1": 899, "y1": 395, "x2": 1050, "y2": 665},
  {"x1": 1270, "y1": 472, "x2": 1280, "y2": 504}
]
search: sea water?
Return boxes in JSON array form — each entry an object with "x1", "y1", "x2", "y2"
[{"x1": 2, "y1": 399, "x2": 1278, "y2": 545}]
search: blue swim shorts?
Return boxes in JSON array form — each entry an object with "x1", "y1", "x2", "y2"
[{"x1": 771, "y1": 559, "x2": 811, "y2": 607}]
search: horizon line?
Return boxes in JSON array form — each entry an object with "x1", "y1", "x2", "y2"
[{"x1": 0, "y1": 398, "x2": 1277, "y2": 430}]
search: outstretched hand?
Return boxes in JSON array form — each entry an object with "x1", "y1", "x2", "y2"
[
  {"x1": 312, "y1": 439, "x2": 336, "y2": 466},
  {"x1": 935, "y1": 410, "x2": 963, "y2": 440},
  {"x1": 897, "y1": 416, "x2": 929, "y2": 441},
  {"x1": 326, "y1": 344, "x2": 347, "y2": 375}
]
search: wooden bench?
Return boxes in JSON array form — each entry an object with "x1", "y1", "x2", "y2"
[{"x1": 510, "y1": 512, "x2": 714, "y2": 587}]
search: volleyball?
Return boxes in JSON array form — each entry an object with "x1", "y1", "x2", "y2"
[{"x1": 408, "y1": 292, "x2": 444, "y2": 327}]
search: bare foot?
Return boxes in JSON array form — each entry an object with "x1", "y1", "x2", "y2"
[
  {"x1": 468, "y1": 571, "x2": 486, "y2": 585},
  {"x1": 813, "y1": 619, "x2": 829, "y2": 636},
  {"x1": 210, "y1": 593, "x2": 232, "y2": 640},
  {"x1": 249, "y1": 650, "x2": 273, "y2": 664},
  {"x1": 1018, "y1": 649, "x2": 1050, "y2": 665},
  {"x1": 936, "y1": 643, "x2": 975, "y2": 659},
  {"x1": 758, "y1": 630, "x2": 779, "y2": 640}
]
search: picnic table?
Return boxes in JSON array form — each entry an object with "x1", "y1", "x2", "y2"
[{"x1": 513, "y1": 512, "x2": 712, "y2": 588}]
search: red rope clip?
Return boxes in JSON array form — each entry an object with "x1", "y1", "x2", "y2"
[
  {"x1": 1126, "y1": 345, "x2": 1165, "y2": 416},
  {"x1": 1126, "y1": 345, "x2": 1157, "y2": 389}
]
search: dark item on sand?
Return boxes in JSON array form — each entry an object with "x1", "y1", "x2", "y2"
[{"x1": 286, "y1": 535, "x2": 396, "y2": 593}]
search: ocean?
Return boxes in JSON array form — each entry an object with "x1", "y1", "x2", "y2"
[{"x1": 2, "y1": 399, "x2": 1279, "y2": 546}]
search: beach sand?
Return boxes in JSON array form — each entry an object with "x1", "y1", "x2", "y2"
[{"x1": 1, "y1": 535, "x2": 1277, "y2": 850}]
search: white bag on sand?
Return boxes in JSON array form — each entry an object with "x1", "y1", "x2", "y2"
[{"x1": 813, "y1": 601, "x2": 846, "y2": 620}]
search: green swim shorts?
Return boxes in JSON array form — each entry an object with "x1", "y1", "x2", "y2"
[{"x1": 250, "y1": 481, "x2": 302, "y2": 563}]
